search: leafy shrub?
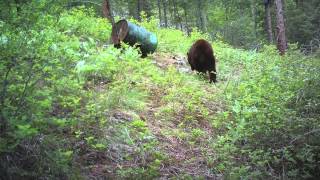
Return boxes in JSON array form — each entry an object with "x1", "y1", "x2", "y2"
[
  {"x1": 213, "y1": 46, "x2": 320, "y2": 179},
  {"x1": 1, "y1": 2, "x2": 319, "y2": 179},
  {"x1": 0, "y1": 5, "x2": 113, "y2": 179}
]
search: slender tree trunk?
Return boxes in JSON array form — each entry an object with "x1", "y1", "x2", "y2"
[
  {"x1": 179, "y1": 16, "x2": 183, "y2": 31},
  {"x1": 137, "y1": 0, "x2": 151, "y2": 21},
  {"x1": 197, "y1": 0, "x2": 205, "y2": 31},
  {"x1": 157, "y1": 0, "x2": 162, "y2": 26},
  {"x1": 127, "y1": 1, "x2": 135, "y2": 18},
  {"x1": 201, "y1": 0, "x2": 208, "y2": 32},
  {"x1": 168, "y1": 0, "x2": 175, "y2": 26},
  {"x1": 182, "y1": 3, "x2": 190, "y2": 35},
  {"x1": 137, "y1": 0, "x2": 142, "y2": 21},
  {"x1": 251, "y1": 0, "x2": 257, "y2": 39},
  {"x1": 264, "y1": 0, "x2": 274, "y2": 43},
  {"x1": 204, "y1": 0, "x2": 209, "y2": 32},
  {"x1": 173, "y1": 0, "x2": 178, "y2": 28},
  {"x1": 142, "y1": 0, "x2": 152, "y2": 18},
  {"x1": 162, "y1": 0, "x2": 168, "y2": 27},
  {"x1": 0, "y1": 64, "x2": 12, "y2": 135},
  {"x1": 274, "y1": 0, "x2": 287, "y2": 55},
  {"x1": 102, "y1": 0, "x2": 114, "y2": 25}
]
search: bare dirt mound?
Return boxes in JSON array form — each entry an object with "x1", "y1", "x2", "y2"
[{"x1": 151, "y1": 53, "x2": 191, "y2": 73}]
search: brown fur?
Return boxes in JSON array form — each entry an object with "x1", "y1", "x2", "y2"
[{"x1": 187, "y1": 39, "x2": 217, "y2": 83}]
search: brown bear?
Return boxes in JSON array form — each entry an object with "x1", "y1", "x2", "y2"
[{"x1": 187, "y1": 39, "x2": 217, "y2": 83}]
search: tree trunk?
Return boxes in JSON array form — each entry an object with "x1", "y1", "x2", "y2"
[
  {"x1": 102, "y1": 0, "x2": 114, "y2": 25},
  {"x1": 275, "y1": 0, "x2": 287, "y2": 55},
  {"x1": 197, "y1": 0, "x2": 205, "y2": 31},
  {"x1": 162, "y1": 0, "x2": 168, "y2": 27},
  {"x1": 127, "y1": 1, "x2": 136, "y2": 18},
  {"x1": 182, "y1": 3, "x2": 190, "y2": 35},
  {"x1": 0, "y1": 64, "x2": 12, "y2": 136},
  {"x1": 264, "y1": 0, "x2": 274, "y2": 43},
  {"x1": 179, "y1": 15, "x2": 183, "y2": 31},
  {"x1": 251, "y1": 0, "x2": 257, "y2": 39},
  {"x1": 202, "y1": 0, "x2": 208, "y2": 32},
  {"x1": 168, "y1": 0, "x2": 174, "y2": 26},
  {"x1": 136, "y1": 0, "x2": 152, "y2": 21},
  {"x1": 173, "y1": 0, "x2": 179, "y2": 29},
  {"x1": 137, "y1": 0, "x2": 142, "y2": 21},
  {"x1": 142, "y1": 0, "x2": 152, "y2": 18},
  {"x1": 103, "y1": 0, "x2": 114, "y2": 23},
  {"x1": 157, "y1": 0, "x2": 162, "y2": 26}
]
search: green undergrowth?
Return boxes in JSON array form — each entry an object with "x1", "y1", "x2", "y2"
[
  {"x1": 1, "y1": 3, "x2": 319, "y2": 179},
  {"x1": 212, "y1": 46, "x2": 320, "y2": 179}
]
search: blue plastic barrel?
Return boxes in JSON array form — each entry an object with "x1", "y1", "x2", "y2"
[{"x1": 111, "y1": 19, "x2": 158, "y2": 56}]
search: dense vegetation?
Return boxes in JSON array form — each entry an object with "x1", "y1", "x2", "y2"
[
  {"x1": 1, "y1": 0, "x2": 319, "y2": 179},
  {"x1": 108, "y1": 0, "x2": 320, "y2": 52}
]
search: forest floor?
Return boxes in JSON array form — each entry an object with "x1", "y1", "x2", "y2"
[
  {"x1": 143, "y1": 53, "x2": 219, "y2": 178},
  {"x1": 140, "y1": 53, "x2": 220, "y2": 178},
  {"x1": 3, "y1": 6, "x2": 320, "y2": 180},
  {"x1": 82, "y1": 53, "x2": 224, "y2": 179}
]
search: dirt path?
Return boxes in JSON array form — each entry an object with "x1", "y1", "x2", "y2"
[
  {"x1": 82, "y1": 53, "x2": 223, "y2": 179},
  {"x1": 143, "y1": 98, "x2": 218, "y2": 178},
  {"x1": 139, "y1": 53, "x2": 222, "y2": 179},
  {"x1": 151, "y1": 53, "x2": 191, "y2": 73}
]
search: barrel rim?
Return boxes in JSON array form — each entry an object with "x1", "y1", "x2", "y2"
[{"x1": 111, "y1": 19, "x2": 129, "y2": 44}]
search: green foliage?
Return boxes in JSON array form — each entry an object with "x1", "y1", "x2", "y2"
[
  {"x1": 191, "y1": 128, "x2": 205, "y2": 140},
  {"x1": 213, "y1": 46, "x2": 320, "y2": 179},
  {"x1": 130, "y1": 119, "x2": 148, "y2": 133},
  {"x1": 58, "y1": 7, "x2": 111, "y2": 41},
  {"x1": 1, "y1": 1, "x2": 319, "y2": 179},
  {"x1": 286, "y1": 0, "x2": 320, "y2": 48},
  {"x1": 0, "y1": 4, "x2": 113, "y2": 178},
  {"x1": 156, "y1": 28, "x2": 209, "y2": 53}
]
